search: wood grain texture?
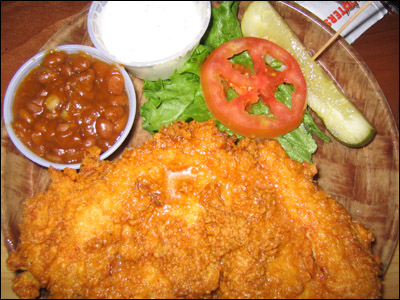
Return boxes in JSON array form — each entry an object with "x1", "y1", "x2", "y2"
[{"x1": 1, "y1": 1, "x2": 398, "y2": 298}]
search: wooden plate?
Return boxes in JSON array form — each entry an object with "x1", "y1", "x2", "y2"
[{"x1": 1, "y1": 1, "x2": 398, "y2": 291}]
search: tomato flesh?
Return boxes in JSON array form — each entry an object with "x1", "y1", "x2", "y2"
[{"x1": 200, "y1": 37, "x2": 307, "y2": 138}]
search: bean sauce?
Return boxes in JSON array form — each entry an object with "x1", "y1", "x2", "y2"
[{"x1": 12, "y1": 49, "x2": 129, "y2": 164}]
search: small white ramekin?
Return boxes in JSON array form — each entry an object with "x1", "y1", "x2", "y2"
[{"x1": 87, "y1": 1, "x2": 211, "y2": 80}]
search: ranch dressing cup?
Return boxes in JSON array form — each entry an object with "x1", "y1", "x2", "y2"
[{"x1": 88, "y1": 1, "x2": 211, "y2": 80}]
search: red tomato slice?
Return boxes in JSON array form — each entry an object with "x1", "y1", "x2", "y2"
[{"x1": 200, "y1": 37, "x2": 307, "y2": 138}]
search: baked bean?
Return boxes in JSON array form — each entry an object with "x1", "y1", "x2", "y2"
[
  {"x1": 19, "y1": 108, "x2": 34, "y2": 124},
  {"x1": 33, "y1": 118, "x2": 48, "y2": 133},
  {"x1": 12, "y1": 50, "x2": 130, "y2": 164},
  {"x1": 31, "y1": 131, "x2": 44, "y2": 146},
  {"x1": 26, "y1": 100, "x2": 43, "y2": 114},
  {"x1": 56, "y1": 122, "x2": 71, "y2": 132},
  {"x1": 109, "y1": 94, "x2": 128, "y2": 106},
  {"x1": 78, "y1": 69, "x2": 95, "y2": 83},
  {"x1": 61, "y1": 64, "x2": 73, "y2": 77},
  {"x1": 103, "y1": 105, "x2": 125, "y2": 122},
  {"x1": 60, "y1": 122, "x2": 78, "y2": 133},
  {"x1": 43, "y1": 51, "x2": 65, "y2": 68},
  {"x1": 71, "y1": 55, "x2": 91, "y2": 73},
  {"x1": 114, "y1": 113, "x2": 128, "y2": 133},
  {"x1": 96, "y1": 117, "x2": 114, "y2": 139},
  {"x1": 37, "y1": 67, "x2": 57, "y2": 84},
  {"x1": 75, "y1": 69, "x2": 95, "y2": 96},
  {"x1": 108, "y1": 70, "x2": 124, "y2": 95},
  {"x1": 93, "y1": 62, "x2": 109, "y2": 78}
]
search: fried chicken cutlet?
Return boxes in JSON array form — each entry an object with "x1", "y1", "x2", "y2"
[{"x1": 7, "y1": 120, "x2": 381, "y2": 299}]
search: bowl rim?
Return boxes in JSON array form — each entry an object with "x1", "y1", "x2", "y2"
[
  {"x1": 87, "y1": 1, "x2": 212, "y2": 67},
  {"x1": 3, "y1": 44, "x2": 136, "y2": 170}
]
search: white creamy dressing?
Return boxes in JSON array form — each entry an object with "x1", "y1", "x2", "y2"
[{"x1": 98, "y1": 1, "x2": 202, "y2": 63}]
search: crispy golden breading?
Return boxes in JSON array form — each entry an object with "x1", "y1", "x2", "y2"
[{"x1": 7, "y1": 120, "x2": 381, "y2": 299}]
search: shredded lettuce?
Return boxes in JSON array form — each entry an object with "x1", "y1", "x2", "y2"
[{"x1": 140, "y1": 1, "x2": 330, "y2": 163}]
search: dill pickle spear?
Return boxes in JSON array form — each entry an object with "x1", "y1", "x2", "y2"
[{"x1": 241, "y1": 1, "x2": 376, "y2": 147}]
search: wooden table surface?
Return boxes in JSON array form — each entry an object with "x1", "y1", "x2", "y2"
[{"x1": 1, "y1": 1, "x2": 398, "y2": 299}]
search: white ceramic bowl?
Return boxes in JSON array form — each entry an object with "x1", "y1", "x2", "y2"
[
  {"x1": 87, "y1": 1, "x2": 211, "y2": 80},
  {"x1": 3, "y1": 44, "x2": 136, "y2": 170}
]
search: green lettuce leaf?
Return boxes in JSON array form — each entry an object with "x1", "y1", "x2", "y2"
[
  {"x1": 142, "y1": 71, "x2": 205, "y2": 133},
  {"x1": 273, "y1": 84, "x2": 330, "y2": 164},
  {"x1": 178, "y1": 45, "x2": 211, "y2": 77},
  {"x1": 203, "y1": 1, "x2": 242, "y2": 49}
]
